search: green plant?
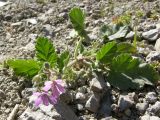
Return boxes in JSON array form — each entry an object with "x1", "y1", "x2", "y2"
[{"x1": 7, "y1": 7, "x2": 159, "y2": 93}]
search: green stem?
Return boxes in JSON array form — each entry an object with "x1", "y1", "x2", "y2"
[{"x1": 74, "y1": 37, "x2": 83, "y2": 59}]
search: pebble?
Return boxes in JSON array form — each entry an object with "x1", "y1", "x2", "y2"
[
  {"x1": 125, "y1": 31, "x2": 135, "y2": 40},
  {"x1": 141, "y1": 115, "x2": 160, "y2": 120},
  {"x1": 26, "y1": 18, "x2": 37, "y2": 25},
  {"x1": 118, "y1": 94, "x2": 135, "y2": 111},
  {"x1": 147, "y1": 101, "x2": 160, "y2": 115},
  {"x1": 77, "y1": 104, "x2": 84, "y2": 111},
  {"x1": 85, "y1": 93, "x2": 100, "y2": 113},
  {"x1": 90, "y1": 77, "x2": 106, "y2": 92},
  {"x1": 155, "y1": 38, "x2": 160, "y2": 52},
  {"x1": 0, "y1": 90, "x2": 5, "y2": 99},
  {"x1": 76, "y1": 92, "x2": 86, "y2": 101},
  {"x1": 145, "y1": 92, "x2": 157, "y2": 104},
  {"x1": 142, "y1": 29, "x2": 159, "y2": 42},
  {"x1": 146, "y1": 51, "x2": 160, "y2": 62},
  {"x1": 136, "y1": 102, "x2": 149, "y2": 114}
]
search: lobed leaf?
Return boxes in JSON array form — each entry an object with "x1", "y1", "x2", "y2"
[
  {"x1": 35, "y1": 37, "x2": 57, "y2": 67},
  {"x1": 7, "y1": 59, "x2": 40, "y2": 78},
  {"x1": 57, "y1": 51, "x2": 70, "y2": 72},
  {"x1": 69, "y1": 7, "x2": 85, "y2": 37},
  {"x1": 96, "y1": 41, "x2": 136, "y2": 63},
  {"x1": 107, "y1": 54, "x2": 159, "y2": 90}
]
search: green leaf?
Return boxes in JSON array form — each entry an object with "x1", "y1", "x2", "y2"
[
  {"x1": 7, "y1": 59, "x2": 40, "y2": 78},
  {"x1": 35, "y1": 37, "x2": 57, "y2": 67},
  {"x1": 96, "y1": 41, "x2": 117, "y2": 63},
  {"x1": 96, "y1": 42, "x2": 136, "y2": 63},
  {"x1": 57, "y1": 51, "x2": 70, "y2": 72},
  {"x1": 107, "y1": 54, "x2": 159, "y2": 90},
  {"x1": 108, "y1": 26, "x2": 129, "y2": 40},
  {"x1": 69, "y1": 7, "x2": 85, "y2": 37},
  {"x1": 117, "y1": 42, "x2": 137, "y2": 53}
]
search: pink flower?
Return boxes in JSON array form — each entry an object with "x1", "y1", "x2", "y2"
[
  {"x1": 43, "y1": 79, "x2": 65, "y2": 98},
  {"x1": 33, "y1": 92, "x2": 57, "y2": 106}
]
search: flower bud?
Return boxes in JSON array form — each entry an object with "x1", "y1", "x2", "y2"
[{"x1": 32, "y1": 74, "x2": 42, "y2": 83}]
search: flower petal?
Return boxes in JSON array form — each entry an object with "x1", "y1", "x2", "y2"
[
  {"x1": 41, "y1": 95, "x2": 49, "y2": 106},
  {"x1": 35, "y1": 97, "x2": 42, "y2": 106},
  {"x1": 55, "y1": 79, "x2": 64, "y2": 85},
  {"x1": 56, "y1": 84, "x2": 65, "y2": 94},
  {"x1": 33, "y1": 92, "x2": 41, "y2": 96},
  {"x1": 43, "y1": 81, "x2": 52, "y2": 91},
  {"x1": 49, "y1": 95, "x2": 57, "y2": 105},
  {"x1": 51, "y1": 86, "x2": 60, "y2": 98}
]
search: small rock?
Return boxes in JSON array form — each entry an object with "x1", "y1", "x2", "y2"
[
  {"x1": 0, "y1": 90, "x2": 5, "y2": 99},
  {"x1": 42, "y1": 24, "x2": 55, "y2": 37},
  {"x1": 99, "y1": 91, "x2": 112, "y2": 117},
  {"x1": 155, "y1": 38, "x2": 160, "y2": 52},
  {"x1": 0, "y1": 1, "x2": 9, "y2": 7},
  {"x1": 146, "y1": 51, "x2": 160, "y2": 62},
  {"x1": 156, "y1": 23, "x2": 160, "y2": 29},
  {"x1": 21, "y1": 88, "x2": 37, "y2": 99},
  {"x1": 111, "y1": 104, "x2": 119, "y2": 113},
  {"x1": 76, "y1": 92, "x2": 86, "y2": 101},
  {"x1": 136, "y1": 102, "x2": 149, "y2": 114},
  {"x1": 100, "y1": 116, "x2": 117, "y2": 120},
  {"x1": 4, "y1": 14, "x2": 12, "y2": 21},
  {"x1": 4, "y1": 108, "x2": 10, "y2": 114},
  {"x1": 141, "y1": 115, "x2": 160, "y2": 120},
  {"x1": 77, "y1": 104, "x2": 84, "y2": 111},
  {"x1": 125, "y1": 31, "x2": 135, "y2": 40},
  {"x1": 11, "y1": 22, "x2": 23, "y2": 28},
  {"x1": 145, "y1": 92, "x2": 157, "y2": 104},
  {"x1": 118, "y1": 94, "x2": 135, "y2": 111},
  {"x1": 142, "y1": 29, "x2": 159, "y2": 42},
  {"x1": 60, "y1": 91, "x2": 74, "y2": 103},
  {"x1": 85, "y1": 93, "x2": 100, "y2": 113},
  {"x1": 90, "y1": 77, "x2": 106, "y2": 92},
  {"x1": 77, "y1": 86, "x2": 87, "y2": 94},
  {"x1": 147, "y1": 101, "x2": 160, "y2": 115},
  {"x1": 26, "y1": 18, "x2": 37, "y2": 25}
]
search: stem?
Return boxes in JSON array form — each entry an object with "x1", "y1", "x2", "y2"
[{"x1": 74, "y1": 37, "x2": 83, "y2": 59}]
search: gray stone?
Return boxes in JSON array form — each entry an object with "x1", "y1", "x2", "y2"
[
  {"x1": 98, "y1": 91, "x2": 112, "y2": 117},
  {"x1": 100, "y1": 116, "x2": 117, "y2": 120},
  {"x1": 85, "y1": 93, "x2": 100, "y2": 113},
  {"x1": 136, "y1": 102, "x2": 149, "y2": 114},
  {"x1": 145, "y1": 92, "x2": 157, "y2": 104},
  {"x1": 60, "y1": 91, "x2": 75, "y2": 103},
  {"x1": 26, "y1": 18, "x2": 37, "y2": 25},
  {"x1": 147, "y1": 101, "x2": 160, "y2": 115},
  {"x1": 118, "y1": 94, "x2": 134, "y2": 111},
  {"x1": 19, "y1": 107, "x2": 61, "y2": 120},
  {"x1": 77, "y1": 104, "x2": 84, "y2": 111},
  {"x1": 141, "y1": 115, "x2": 160, "y2": 120},
  {"x1": 146, "y1": 51, "x2": 160, "y2": 62},
  {"x1": 21, "y1": 88, "x2": 37, "y2": 99},
  {"x1": 155, "y1": 38, "x2": 160, "y2": 52},
  {"x1": 0, "y1": 90, "x2": 5, "y2": 99},
  {"x1": 75, "y1": 92, "x2": 86, "y2": 101},
  {"x1": 11, "y1": 22, "x2": 23, "y2": 28},
  {"x1": 77, "y1": 86, "x2": 87, "y2": 94},
  {"x1": 0, "y1": 1, "x2": 9, "y2": 7},
  {"x1": 90, "y1": 77, "x2": 106, "y2": 92},
  {"x1": 125, "y1": 31, "x2": 135, "y2": 40},
  {"x1": 156, "y1": 23, "x2": 160, "y2": 29},
  {"x1": 20, "y1": 100, "x2": 78, "y2": 120},
  {"x1": 142, "y1": 29, "x2": 159, "y2": 42}
]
